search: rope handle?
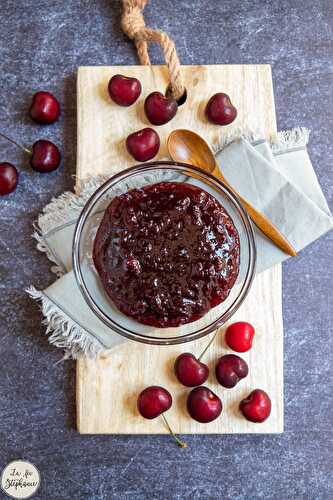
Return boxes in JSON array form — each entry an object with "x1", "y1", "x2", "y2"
[{"x1": 121, "y1": 0, "x2": 185, "y2": 101}]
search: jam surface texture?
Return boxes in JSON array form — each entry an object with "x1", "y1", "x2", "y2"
[{"x1": 93, "y1": 182, "x2": 240, "y2": 327}]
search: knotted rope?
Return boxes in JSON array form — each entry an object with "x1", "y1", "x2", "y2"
[{"x1": 121, "y1": 0, "x2": 185, "y2": 101}]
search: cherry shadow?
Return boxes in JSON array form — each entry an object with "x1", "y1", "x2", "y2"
[
  {"x1": 123, "y1": 389, "x2": 140, "y2": 417},
  {"x1": 220, "y1": 326, "x2": 229, "y2": 349},
  {"x1": 197, "y1": 98, "x2": 208, "y2": 124},
  {"x1": 98, "y1": 80, "x2": 112, "y2": 105},
  {"x1": 229, "y1": 389, "x2": 247, "y2": 420},
  {"x1": 135, "y1": 99, "x2": 151, "y2": 126},
  {"x1": 176, "y1": 389, "x2": 189, "y2": 418},
  {"x1": 164, "y1": 355, "x2": 178, "y2": 384}
]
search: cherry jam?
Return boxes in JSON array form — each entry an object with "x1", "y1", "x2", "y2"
[{"x1": 93, "y1": 182, "x2": 240, "y2": 327}]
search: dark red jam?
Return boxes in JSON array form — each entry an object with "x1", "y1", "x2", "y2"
[{"x1": 93, "y1": 182, "x2": 240, "y2": 327}]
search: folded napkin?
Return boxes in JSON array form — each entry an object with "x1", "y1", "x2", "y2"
[{"x1": 28, "y1": 128, "x2": 333, "y2": 358}]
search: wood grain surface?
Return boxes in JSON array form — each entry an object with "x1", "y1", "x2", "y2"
[{"x1": 76, "y1": 65, "x2": 283, "y2": 434}]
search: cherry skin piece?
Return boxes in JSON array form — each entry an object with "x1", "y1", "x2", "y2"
[
  {"x1": 126, "y1": 128, "x2": 160, "y2": 162},
  {"x1": 206, "y1": 93, "x2": 237, "y2": 126},
  {"x1": 174, "y1": 353, "x2": 209, "y2": 387},
  {"x1": 225, "y1": 321, "x2": 255, "y2": 352},
  {"x1": 240, "y1": 389, "x2": 271, "y2": 423},
  {"x1": 144, "y1": 91, "x2": 178, "y2": 125},
  {"x1": 29, "y1": 91, "x2": 61, "y2": 124},
  {"x1": 187, "y1": 386, "x2": 222, "y2": 423},
  {"x1": 0, "y1": 163, "x2": 18, "y2": 195},
  {"x1": 30, "y1": 140, "x2": 61, "y2": 173},
  {"x1": 108, "y1": 74, "x2": 142, "y2": 106},
  {"x1": 215, "y1": 354, "x2": 248, "y2": 388},
  {"x1": 137, "y1": 386, "x2": 172, "y2": 419}
]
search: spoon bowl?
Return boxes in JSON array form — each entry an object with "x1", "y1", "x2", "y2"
[{"x1": 167, "y1": 129, "x2": 216, "y2": 171}]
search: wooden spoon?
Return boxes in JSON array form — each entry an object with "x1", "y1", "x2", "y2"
[{"x1": 167, "y1": 129, "x2": 297, "y2": 257}]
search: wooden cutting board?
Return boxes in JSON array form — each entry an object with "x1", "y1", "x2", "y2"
[{"x1": 76, "y1": 65, "x2": 283, "y2": 434}]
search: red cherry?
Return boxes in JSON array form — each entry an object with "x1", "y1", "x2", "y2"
[
  {"x1": 215, "y1": 354, "x2": 248, "y2": 388},
  {"x1": 225, "y1": 322, "x2": 255, "y2": 352},
  {"x1": 30, "y1": 140, "x2": 61, "y2": 173},
  {"x1": 240, "y1": 389, "x2": 271, "y2": 423},
  {"x1": 0, "y1": 163, "x2": 18, "y2": 195},
  {"x1": 126, "y1": 128, "x2": 160, "y2": 162},
  {"x1": 206, "y1": 93, "x2": 237, "y2": 125},
  {"x1": 29, "y1": 91, "x2": 60, "y2": 124},
  {"x1": 108, "y1": 74, "x2": 142, "y2": 106},
  {"x1": 174, "y1": 353, "x2": 209, "y2": 387},
  {"x1": 187, "y1": 386, "x2": 222, "y2": 423},
  {"x1": 137, "y1": 386, "x2": 172, "y2": 419},
  {"x1": 144, "y1": 92, "x2": 178, "y2": 125}
]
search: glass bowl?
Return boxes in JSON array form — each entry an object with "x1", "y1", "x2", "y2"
[{"x1": 72, "y1": 161, "x2": 256, "y2": 345}]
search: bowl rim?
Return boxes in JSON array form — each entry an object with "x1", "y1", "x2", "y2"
[{"x1": 72, "y1": 160, "x2": 256, "y2": 345}]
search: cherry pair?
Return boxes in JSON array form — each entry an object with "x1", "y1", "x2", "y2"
[
  {"x1": 108, "y1": 74, "x2": 178, "y2": 126},
  {"x1": 176, "y1": 352, "x2": 249, "y2": 390},
  {"x1": 0, "y1": 92, "x2": 61, "y2": 196},
  {"x1": 185, "y1": 386, "x2": 271, "y2": 425}
]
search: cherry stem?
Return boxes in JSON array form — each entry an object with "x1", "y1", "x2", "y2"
[
  {"x1": 198, "y1": 328, "x2": 219, "y2": 361},
  {"x1": 0, "y1": 131, "x2": 31, "y2": 155},
  {"x1": 161, "y1": 413, "x2": 187, "y2": 448}
]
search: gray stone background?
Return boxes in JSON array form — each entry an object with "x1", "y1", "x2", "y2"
[{"x1": 0, "y1": 0, "x2": 332, "y2": 498}]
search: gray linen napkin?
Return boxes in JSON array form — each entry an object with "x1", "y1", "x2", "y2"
[
  {"x1": 216, "y1": 136, "x2": 332, "y2": 270},
  {"x1": 28, "y1": 129, "x2": 333, "y2": 358}
]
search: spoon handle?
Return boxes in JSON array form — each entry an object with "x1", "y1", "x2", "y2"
[{"x1": 211, "y1": 164, "x2": 297, "y2": 257}]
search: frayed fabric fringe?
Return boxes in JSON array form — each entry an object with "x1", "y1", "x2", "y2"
[
  {"x1": 26, "y1": 286, "x2": 105, "y2": 359},
  {"x1": 35, "y1": 175, "x2": 109, "y2": 237},
  {"x1": 32, "y1": 175, "x2": 110, "y2": 278},
  {"x1": 213, "y1": 126, "x2": 310, "y2": 154},
  {"x1": 33, "y1": 228, "x2": 66, "y2": 278},
  {"x1": 271, "y1": 127, "x2": 310, "y2": 153}
]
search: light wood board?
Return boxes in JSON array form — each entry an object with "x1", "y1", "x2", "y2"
[{"x1": 76, "y1": 65, "x2": 283, "y2": 434}]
